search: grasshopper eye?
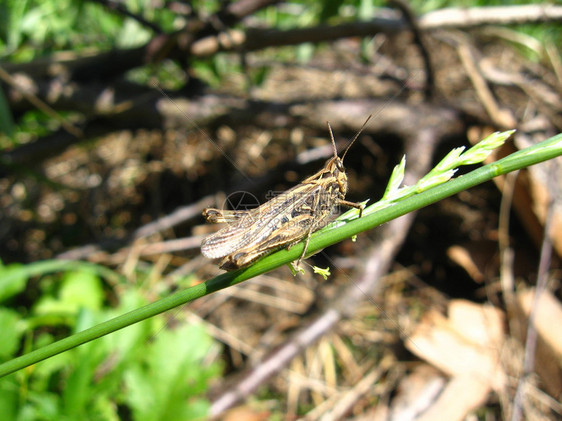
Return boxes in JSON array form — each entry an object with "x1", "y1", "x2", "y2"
[{"x1": 336, "y1": 160, "x2": 345, "y2": 172}]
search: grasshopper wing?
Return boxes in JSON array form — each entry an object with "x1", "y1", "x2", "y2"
[{"x1": 201, "y1": 211, "x2": 260, "y2": 259}]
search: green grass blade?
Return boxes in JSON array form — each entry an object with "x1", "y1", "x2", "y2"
[{"x1": 0, "y1": 132, "x2": 560, "y2": 378}]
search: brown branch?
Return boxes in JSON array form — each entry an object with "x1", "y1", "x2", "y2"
[
  {"x1": 420, "y1": 4, "x2": 562, "y2": 29},
  {"x1": 192, "y1": 5, "x2": 562, "y2": 56},
  {"x1": 192, "y1": 19, "x2": 403, "y2": 57}
]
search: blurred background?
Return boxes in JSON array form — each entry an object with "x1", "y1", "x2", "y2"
[{"x1": 0, "y1": 0, "x2": 561, "y2": 419}]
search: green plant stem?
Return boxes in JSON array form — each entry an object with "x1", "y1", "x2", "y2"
[{"x1": 0, "y1": 133, "x2": 560, "y2": 378}]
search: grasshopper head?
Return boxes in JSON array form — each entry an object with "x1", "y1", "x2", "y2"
[{"x1": 331, "y1": 156, "x2": 348, "y2": 192}]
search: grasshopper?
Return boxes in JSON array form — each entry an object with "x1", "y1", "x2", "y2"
[{"x1": 201, "y1": 116, "x2": 371, "y2": 271}]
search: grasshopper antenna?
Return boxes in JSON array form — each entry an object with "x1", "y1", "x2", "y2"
[
  {"x1": 341, "y1": 115, "x2": 373, "y2": 162},
  {"x1": 327, "y1": 121, "x2": 338, "y2": 158}
]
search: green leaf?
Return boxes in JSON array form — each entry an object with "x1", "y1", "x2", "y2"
[
  {"x1": 382, "y1": 155, "x2": 406, "y2": 200},
  {"x1": 0, "y1": 309, "x2": 21, "y2": 358},
  {"x1": 116, "y1": 18, "x2": 151, "y2": 48},
  {"x1": 33, "y1": 271, "x2": 104, "y2": 320},
  {"x1": 125, "y1": 323, "x2": 216, "y2": 421},
  {"x1": 59, "y1": 270, "x2": 104, "y2": 311},
  {"x1": 0, "y1": 376, "x2": 18, "y2": 421},
  {"x1": 0, "y1": 261, "x2": 27, "y2": 303}
]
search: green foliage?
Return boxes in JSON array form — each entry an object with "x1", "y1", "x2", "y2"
[
  {"x1": 0, "y1": 0, "x2": 178, "y2": 60},
  {"x1": 0, "y1": 309, "x2": 21, "y2": 359},
  {"x1": 0, "y1": 261, "x2": 27, "y2": 302},
  {"x1": 192, "y1": 55, "x2": 238, "y2": 88},
  {"x1": 0, "y1": 262, "x2": 220, "y2": 420},
  {"x1": 127, "y1": 60, "x2": 188, "y2": 90},
  {"x1": 124, "y1": 324, "x2": 215, "y2": 421}
]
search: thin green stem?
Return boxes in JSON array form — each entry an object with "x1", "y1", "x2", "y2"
[{"x1": 0, "y1": 133, "x2": 560, "y2": 378}]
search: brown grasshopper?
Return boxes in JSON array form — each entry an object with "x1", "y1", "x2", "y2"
[{"x1": 201, "y1": 116, "x2": 371, "y2": 271}]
